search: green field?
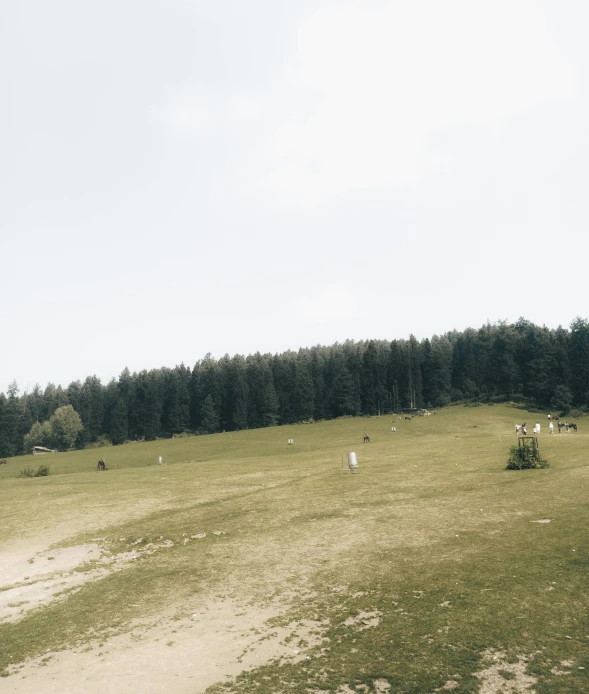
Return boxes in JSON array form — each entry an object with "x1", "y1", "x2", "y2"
[{"x1": 1, "y1": 405, "x2": 588, "y2": 693}]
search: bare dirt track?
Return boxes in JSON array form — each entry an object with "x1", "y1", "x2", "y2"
[
  {"x1": 6, "y1": 591, "x2": 319, "y2": 694},
  {"x1": 1, "y1": 527, "x2": 326, "y2": 694}
]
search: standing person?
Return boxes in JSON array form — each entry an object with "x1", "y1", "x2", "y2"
[
  {"x1": 523, "y1": 425, "x2": 527, "y2": 435},
  {"x1": 536, "y1": 422, "x2": 540, "y2": 433},
  {"x1": 549, "y1": 421, "x2": 554, "y2": 434}
]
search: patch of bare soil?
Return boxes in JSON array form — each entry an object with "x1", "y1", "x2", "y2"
[
  {"x1": 0, "y1": 534, "x2": 227, "y2": 624},
  {"x1": 0, "y1": 537, "x2": 184, "y2": 624},
  {"x1": 551, "y1": 659, "x2": 574, "y2": 675},
  {"x1": 343, "y1": 610, "x2": 382, "y2": 631},
  {"x1": 0, "y1": 544, "x2": 103, "y2": 623},
  {"x1": 474, "y1": 650, "x2": 538, "y2": 693},
  {"x1": 5, "y1": 597, "x2": 326, "y2": 694}
]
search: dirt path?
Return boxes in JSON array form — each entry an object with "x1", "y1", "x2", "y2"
[
  {"x1": 6, "y1": 596, "x2": 322, "y2": 694},
  {"x1": 2, "y1": 531, "x2": 325, "y2": 694}
]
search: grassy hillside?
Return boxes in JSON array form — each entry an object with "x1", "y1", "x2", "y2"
[{"x1": 1, "y1": 405, "x2": 587, "y2": 692}]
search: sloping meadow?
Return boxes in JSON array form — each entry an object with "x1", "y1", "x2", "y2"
[{"x1": 0, "y1": 405, "x2": 587, "y2": 693}]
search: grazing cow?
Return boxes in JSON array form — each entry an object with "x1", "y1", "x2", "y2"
[
  {"x1": 405, "y1": 416, "x2": 412, "y2": 421},
  {"x1": 570, "y1": 422, "x2": 578, "y2": 432},
  {"x1": 363, "y1": 434, "x2": 370, "y2": 443},
  {"x1": 0, "y1": 459, "x2": 6, "y2": 465},
  {"x1": 97, "y1": 458, "x2": 106, "y2": 471},
  {"x1": 558, "y1": 422, "x2": 566, "y2": 433}
]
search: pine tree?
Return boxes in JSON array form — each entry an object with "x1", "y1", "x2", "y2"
[
  {"x1": 109, "y1": 398, "x2": 128, "y2": 444},
  {"x1": 0, "y1": 394, "x2": 11, "y2": 457},
  {"x1": 311, "y1": 348, "x2": 327, "y2": 420},
  {"x1": 422, "y1": 336, "x2": 452, "y2": 407},
  {"x1": 247, "y1": 354, "x2": 279, "y2": 428},
  {"x1": 569, "y1": 317, "x2": 589, "y2": 405},
  {"x1": 78, "y1": 376, "x2": 105, "y2": 443},
  {"x1": 200, "y1": 394, "x2": 220, "y2": 434},
  {"x1": 0, "y1": 382, "x2": 22, "y2": 457},
  {"x1": 293, "y1": 356, "x2": 315, "y2": 421},
  {"x1": 228, "y1": 355, "x2": 248, "y2": 430},
  {"x1": 361, "y1": 341, "x2": 378, "y2": 415},
  {"x1": 162, "y1": 366, "x2": 190, "y2": 434},
  {"x1": 143, "y1": 371, "x2": 163, "y2": 440},
  {"x1": 332, "y1": 368, "x2": 357, "y2": 416}
]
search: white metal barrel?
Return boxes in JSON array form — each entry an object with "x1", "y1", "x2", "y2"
[{"x1": 348, "y1": 452, "x2": 358, "y2": 470}]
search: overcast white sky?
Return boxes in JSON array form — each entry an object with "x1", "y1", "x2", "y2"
[{"x1": 2, "y1": 0, "x2": 588, "y2": 392}]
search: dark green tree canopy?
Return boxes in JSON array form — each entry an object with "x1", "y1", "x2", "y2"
[{"x1": 2, "y1": 317, "x2": 588, "y2": 458}]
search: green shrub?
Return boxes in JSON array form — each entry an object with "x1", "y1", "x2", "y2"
[
  {"x1": 84, "y1": 435, "x2": 112, "y2": 449},
  {"x1": 489, "y1": 394, "x2": 508, "y2": 404},
  {"x1": 551, "y1": 385, "x2": 573, "y2": 414},
  {"x1": 20, "y1": 464, "x2": 51, "y2": 478},
  {"x1": 506, "y1": 444, "x2": 548, "y2": 470}
]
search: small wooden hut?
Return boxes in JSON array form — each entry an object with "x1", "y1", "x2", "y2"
[{"x1": 32, "y1": 446, "x2": 56, "y2": 455}]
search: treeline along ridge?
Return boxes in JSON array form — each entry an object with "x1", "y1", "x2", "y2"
[{"x1": 1, "y1": 318, "x2": 588, "y2": 457}]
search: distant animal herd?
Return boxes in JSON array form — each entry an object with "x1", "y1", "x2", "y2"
[{"x1": 516, "y1": 415, "x2": 578, "y2": 435}]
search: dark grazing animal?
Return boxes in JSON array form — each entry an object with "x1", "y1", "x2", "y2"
[
  {"x1": 363, "y1": 434, "x2": 370, "y2": 443},
  {"x1": 0, "y1": 459, "x2": 6, "y2": 465},
  {"x1": 97, "y1": 458, "x2": 106, "y2": 471}
]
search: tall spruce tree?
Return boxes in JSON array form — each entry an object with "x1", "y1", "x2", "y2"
[
  {"x1": 200, "y1": 394, "x2": 220, "y2": 434},
  {"x1": 569, "y1": 317, "x2": 589, "y2": 405},
  {"x1": 109, "y1": 398, "x2": 129, "y2": 444},
  {"x1": 227, "y1": 355, "x2": 248, "y2": 430}
]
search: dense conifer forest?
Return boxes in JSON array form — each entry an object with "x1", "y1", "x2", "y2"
[{"x1": 1, "y1": 318, "x2": 588, "y2": 457}]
